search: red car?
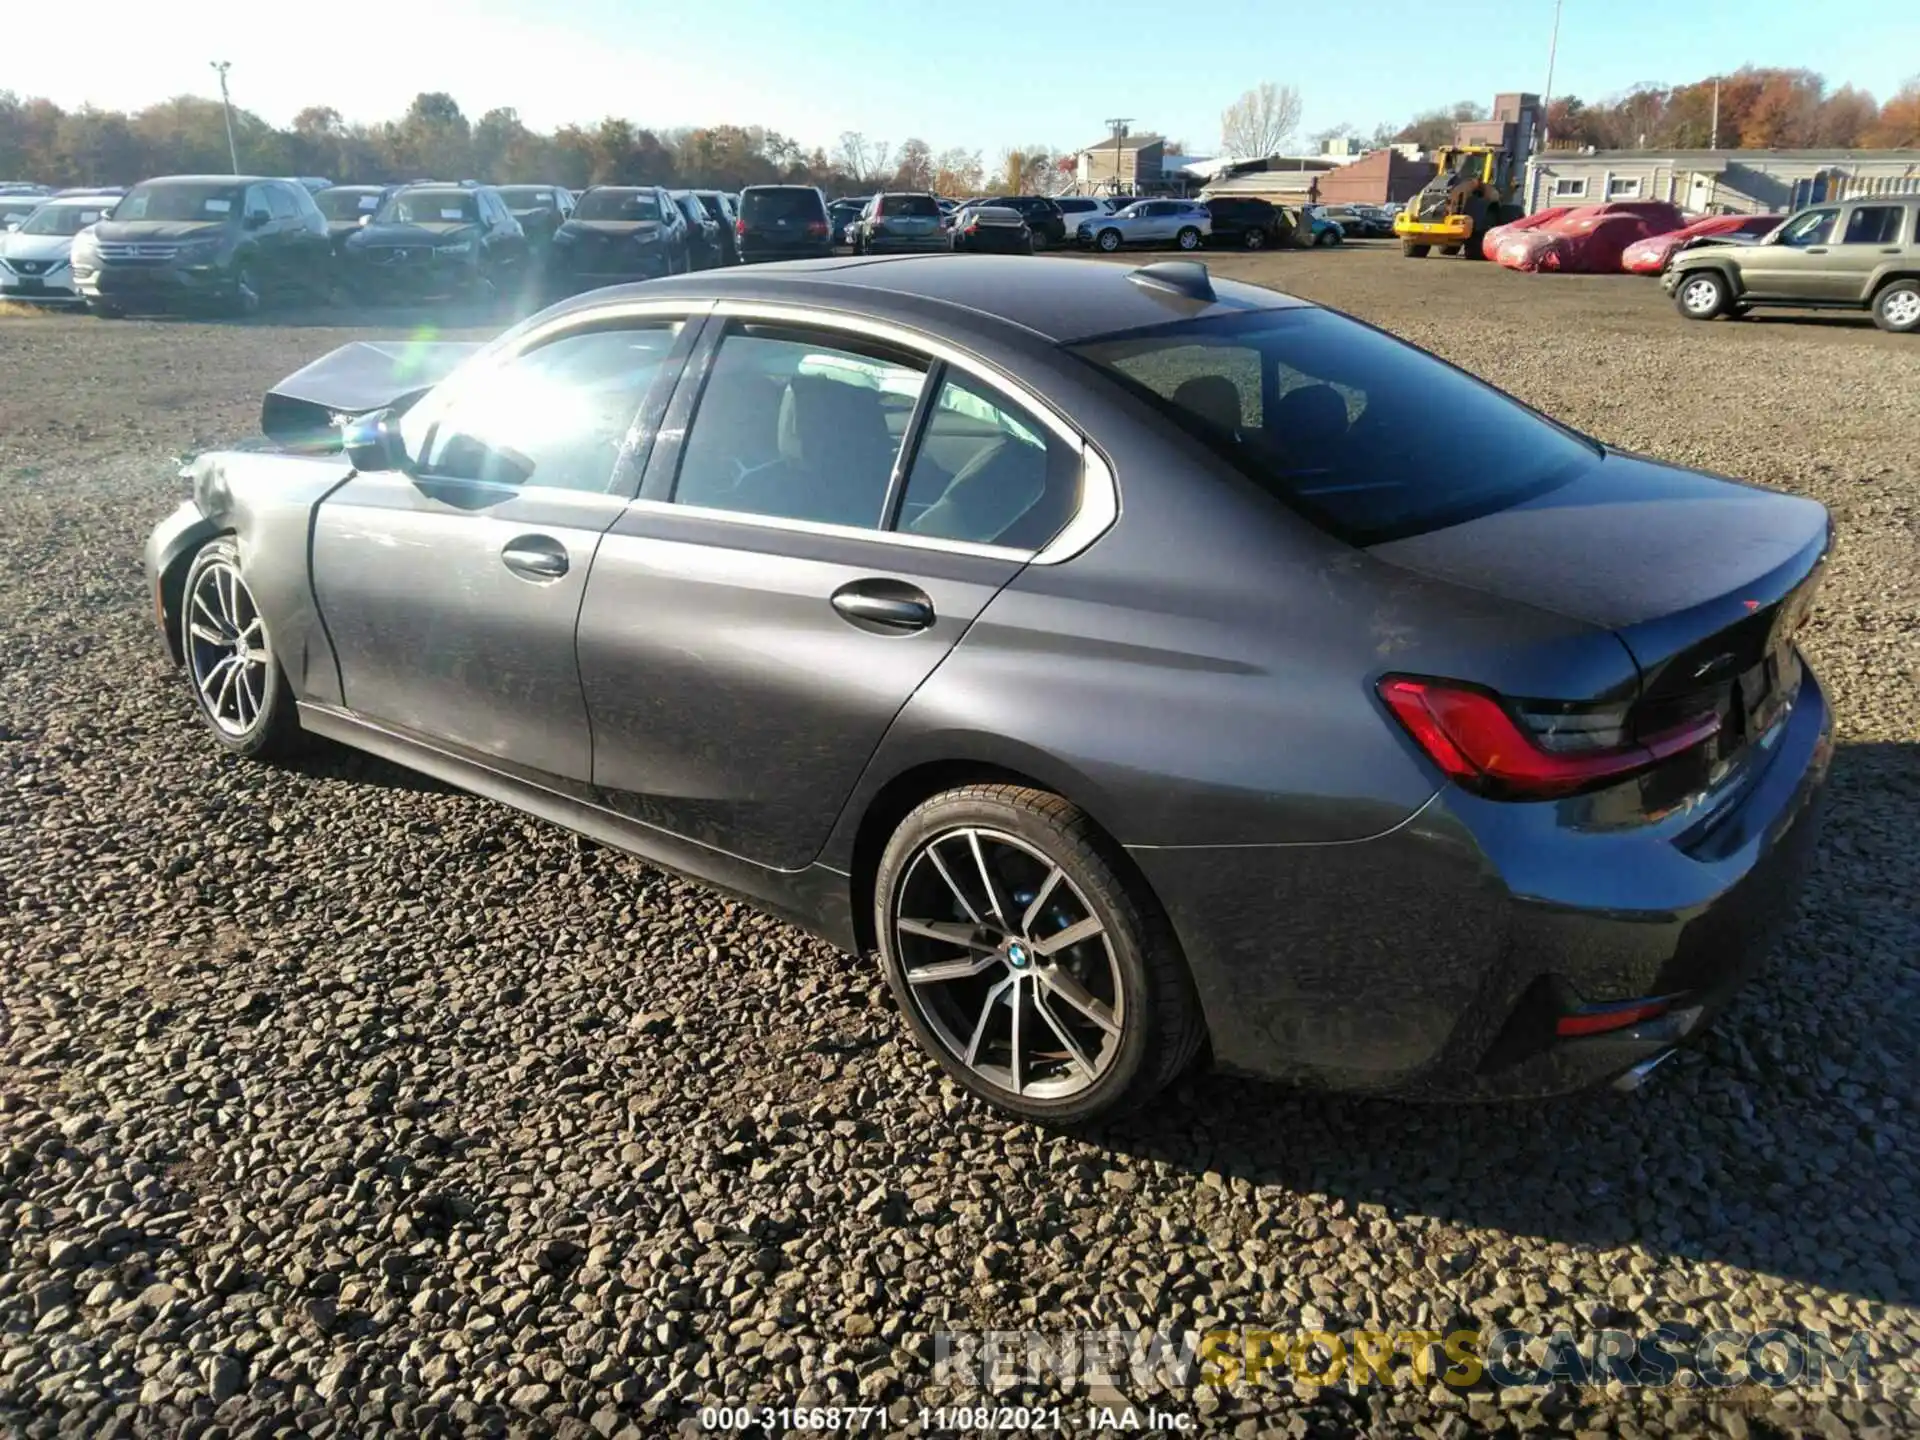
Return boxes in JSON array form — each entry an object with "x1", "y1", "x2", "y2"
[
  {"x1": 1496, "y1": 201, "x2": 1687, "y2": 273},
  {"x1": 1620, "y1": 213, "x2": 1784, "y2": 274},
  {"x1": 1480, "y1": 206, "x2": 1570, "y2": 261}
]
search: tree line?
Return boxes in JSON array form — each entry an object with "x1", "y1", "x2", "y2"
[{"x1": 0, "y1": 89, "x2": 1062, "y2": 198}]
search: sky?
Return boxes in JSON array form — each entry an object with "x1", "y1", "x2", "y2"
[{"x1": 7, "y1": 0, "x2": 1915, "y2": 159}]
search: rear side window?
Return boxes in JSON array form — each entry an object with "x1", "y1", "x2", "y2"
[
  {"x1": 1841, "y1": 206, "x2": 1903, "y2": 245},
  {"x1": 897, "y1": 373, "x2": 1081, "y2": 550},
  {"x1": 742, "y1": 188, "x2": 824, "y2": 221},
  {"x1": 1068, "y1": 308, "x2": 1599, "y2": 545},
  {"x1": 672, "y1": 324, "x2": 928, "y2": 530}
]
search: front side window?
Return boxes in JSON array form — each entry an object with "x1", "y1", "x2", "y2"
[
  {"x1": 410, "y1": 323, "x2": 683, "y2": 492},
  {"x1": 1841, "y1": 206, "x2": 1903, "y2": 246},
  {"x1": 1069, "y1": 307, "x2": 1599, "y2": 546},
  {"x1": 266, "y1": 186, "x2": 298, "y2": 221},
  {"x1": 896, "y1": 374, "x2": 1081, "y2": 549},
  {"x1": 673, "y1": 325, "x2": 928, "y2": 529},
  {"x1": 1776, "y1": 208, "x2": 1837, "y2": 248}
]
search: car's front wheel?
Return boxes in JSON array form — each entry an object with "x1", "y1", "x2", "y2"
[
  {"x1": 1175, "y1": 226, "x2": 1202, "y2": 252},
  {"x1": 1675, "y1": 270, "x2": 1731, "y2": 321},
  {"x1": 1096, "y1": 228, "x2": 1122, "y2": 253},
  {"x1": 1872, "y1": 279, "x2": 1920, "y2": 334},
  {"x1": 1243, "y1": 228, "x2": 1267, "y2": 250},
  {"x1": 230, "y1": 259, "x2": 262, "y2": 318},
  {"x1": 1401, "y1": 242, "x2": 1429, "y2": 259},
  {"x1": 180, "y1": 538, "x2": 302, "y2": 760},
  {"x1": 1318, "y1": 230, "x2": 1339, "y2": 247},
  {"x1": 874, "y1": 784, "x2": 1204, "y2": 1124}
]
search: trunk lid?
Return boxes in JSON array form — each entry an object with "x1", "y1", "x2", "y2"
[{"x1": 1370, "y1": 451, "x2": 1829, "y2": 775}]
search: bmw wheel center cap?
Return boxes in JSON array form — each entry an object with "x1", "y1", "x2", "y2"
[{"x1": 1006, "y1": 942, "x2": 1030, "y2": 969}]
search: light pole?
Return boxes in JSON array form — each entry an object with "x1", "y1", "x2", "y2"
[
  {"x1": 1709, "y1": 76, "x2": 1722, "y2": 150},
  {"x1": 1539, "y1": 0, "x2": 1563, "y2": 153},
  {"x1": 210, "y1": 61, "x2": 239, "y2": 173},
  {"x1": 1103, "y1": 117, "x2": 1132, "y2": 199}
]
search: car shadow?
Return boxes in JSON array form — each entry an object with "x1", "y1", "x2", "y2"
[
  {"x1": 1727, "y1": 311, "x2": 1882, "y2": 331},
  {"x1": 1094, "y1": 739, "x2": 1919, "y2": 1310},
  {"x1": 282, "y1": 741, "x2": 457, "y2": 796}
]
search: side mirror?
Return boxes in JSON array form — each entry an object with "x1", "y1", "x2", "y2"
[
  {"x1": 245, "y1": 209, "x2": 270, "y2": 229},
  {"x1": 358, "y1": 214, "x2": 371, "y2": 226},
  {"x1": 341, "y1": 409, "x2": 411, "y2": 474}
]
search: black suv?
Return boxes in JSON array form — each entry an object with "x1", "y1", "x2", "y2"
[
  {"x1": 71, "y1": 175, "x2": 331, "y2": 316},
  {"x1": 736, "y1": 185, "x2": 833, "y2": 263},
  {"x1": 693, "y1": 190, "x2": 742, "y2": 263},
  {"x1": 341, "y1": 183, "x2": 529, "y2": 307},
  {"x1": 980, "y1": 195, "x2": 1068, "y2": 248},
  {"x1": 1204, "y1": 196, "x2": 1288, "y2": 250},
  {"x1": 496, "y1": 185, "x2": 575, "y2": 255}
]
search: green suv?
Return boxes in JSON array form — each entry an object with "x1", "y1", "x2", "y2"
[{"x1": 1664, "y1": 197, "x2": 1919, "y2": 333}]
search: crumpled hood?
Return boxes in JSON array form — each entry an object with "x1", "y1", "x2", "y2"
[{"x1": 92, "y1": 220, "x2": 230, "y2": 244}]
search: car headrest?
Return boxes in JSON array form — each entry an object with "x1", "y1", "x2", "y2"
[
  {"x1": 777, "y1": 374, "x2": 891, "y2": 468},
  {"x1": 1171, "y1": 375, "x2": 1246, "y2": 436}
]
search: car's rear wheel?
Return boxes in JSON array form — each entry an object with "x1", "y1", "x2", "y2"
[
  {"x1": 1243, "y1": 228, "x2": 1266, "y2": 250},
  {"x1": 1318, "y1": 230, "x2": 1340, "y2": 247},
  {"x1": 1872, "y1": 279, "x2": 1920, "y2": 334},
  {"x1": 180, "y1": 538, "x2": 302, "y2": 760},
  {"x1": 874, "y1": 784, "x2": 1204, "y2": 1124},
  {"x1": 1096, "y1": 229, "x2": 1122, "y2": 253},
  {"x1": 1175, "y1": 227, "x2": 1202, "y2": 252},
  {"x1": 1675, "y1": 270, "x2": 1730, "y2": 320},
  {"x1": 1029, "y1": 230, "x2": 1048, "y2": 252}
]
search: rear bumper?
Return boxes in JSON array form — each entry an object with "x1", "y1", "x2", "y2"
[
  {"x1": 1134, "y1": 666, "x2": 1833, "y2": 1099},
  {"x1": 739, "y1": 243, "x2": 833, "y2": 264},
  {"x1": 862, "y1": 235, "x2": 946, "y2": 253}
]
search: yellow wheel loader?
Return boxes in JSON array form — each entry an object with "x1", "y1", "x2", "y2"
[{"x1": 1394, "y1": 146, "x2": 1525, "y2": 259}]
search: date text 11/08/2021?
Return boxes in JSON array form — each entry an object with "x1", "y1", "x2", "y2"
[{"x1": 699, "y1": 1404, "x2": 1196, "y2": 1431}]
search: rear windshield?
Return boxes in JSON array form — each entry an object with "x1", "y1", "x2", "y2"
[
  {"x1": 116, "y1": 181, "x2": 242, "y2": 222},
  {"x1": 696, "y1": 193, "x2": 728, "y2": 219},
  {"x1": 1068, "y1": 308, "x2": 1599, "y2": 545},
  {"x1": 315, "y1": 188, "x2": 383, "y2": 220},
  {"x1": 880, "y1": 194, "x2": 940, "y2": 217},
  {"x1": 574, "y1": 189, "x2": 662, "y2": 222},
  {"x1": 376, "y1": 189, "x2": 478, "y2": 224},
  {"x1": 742, "y1": 187, "x2": 823, "y2": 220}
]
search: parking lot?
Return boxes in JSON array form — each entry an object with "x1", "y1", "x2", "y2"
[{"x1": 1, "y1": 246, "x2": 1916, "y2": 1437}]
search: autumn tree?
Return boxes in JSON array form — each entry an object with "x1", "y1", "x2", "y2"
[
  {"x1": 893, "y1": 137, "x2": 934, "y2": 190},
  {"x1": 1221, "y1": 82, "x2": 1302, "y2": 159},
  {"x1": 1866, "y1": 77, "x2": 1920, "y2": 147}
]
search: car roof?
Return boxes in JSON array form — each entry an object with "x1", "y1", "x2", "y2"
[
  {"x1": 137, "y1": 175, "x2": 272, "y2": 186},
  {"x1": 562, "y1": 253, "x2": 1307, "y2": 346}
]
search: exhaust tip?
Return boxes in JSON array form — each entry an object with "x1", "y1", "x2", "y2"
[{"x1": 1612, "y1": 1049, "x2": 1678, "y2": 1093}]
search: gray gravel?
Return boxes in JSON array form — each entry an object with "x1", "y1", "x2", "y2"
[{"x1": 2, "y1": 252, "x2": 1917, "y2": 1438}]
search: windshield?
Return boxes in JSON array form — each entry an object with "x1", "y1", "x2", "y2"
[
  {"x1": 498, "y1": 187, "x2": 557, "y2": 210},
  {"x1": 1069, "y1": 308, "x2": 1599, "y2": 545},
  {"x1": 374, "y1": 189, "x2": 478, "y2": 225},
  {"x1": 115, "y1": 181, "x2": 242, "y2": 222},
  {"x1": 574, "y1": 189, "x2": 662, "y2": 222},
  {"x1": 21, "y1": 203, "x2": 110, "y2": 236},
  {"x1": 315, "y1": 188, "x2": 384, "y2": 221}
]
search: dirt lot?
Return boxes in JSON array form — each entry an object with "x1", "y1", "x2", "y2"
[{"x1": 1, "y1": 246, "x2": 1916, "y2": 1439}]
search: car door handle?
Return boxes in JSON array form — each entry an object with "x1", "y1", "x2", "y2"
[
  {"x1": 501, "y1": 536, "x2": 569, "y2": 580},
  {"x1": 831, "y1": 581, "x2": 935, "y2": 632}
]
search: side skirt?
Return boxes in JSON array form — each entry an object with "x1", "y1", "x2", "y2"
[{"x1": 296, "y1": 703, "x2": 860, "y2": 952}]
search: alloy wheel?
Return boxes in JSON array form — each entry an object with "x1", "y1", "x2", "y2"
[
  {"x1": 186, "y1": 561, "x2": 272, "y2": 737},
  {"x1": 891, "y1": 827, "x2": 1124, "y2": 1101},
  {"x1": 1882, "y1": 288, "x2": 1920, "y2": 329},
  {"x1": 1098, "y1": 230, "x2": 1120, "y2": 253},
  {"x1": 1681, "y1": 277, "x2": 1722, "y2": 316}
]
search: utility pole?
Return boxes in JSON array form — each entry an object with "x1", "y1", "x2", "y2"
[
  {"x1": 1103, "y1": 117, "x2": 1132, "y2": 199},
  {"x1": 1539, "y1": 0, "x2": 1563, "y2": 152},
  {"x1": 1709, "y1": 76, "x2": 1721, "y2": 150},
  {"x1": 210, "y1": 61, "x2": 239, "y2": 173}
]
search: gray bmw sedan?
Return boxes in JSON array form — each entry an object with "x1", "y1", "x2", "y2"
[{"x1": 144, "y1": 255, "x2": 1832, "y2": 1123}]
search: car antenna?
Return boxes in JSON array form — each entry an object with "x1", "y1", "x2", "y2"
[{"x1": 1127, "y1": 261, "x2": 1215, "y2": 302}]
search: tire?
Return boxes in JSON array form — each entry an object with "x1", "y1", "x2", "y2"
[
  {"x1": 178, "y1": 538, "x2": 303, "y2": 761},
  {"x1": 1175, "y1": 226, "x2": 1201, "y2": 252},
  {"x1": 873, "y1": 784, "x2": 1205, "y2": 1124},
  {"x1": 1096, "y1": 228, "x2": 1122, "y2": 253},
  {"x1": 1401, "y1": 242, "x2": 1429, "y2": 259},
  {"x1": 1438, "y1": 244, "x2": 1461, "y2": 256},
  {"x1": 1674, "y1": 269, "x2": 1730, "y2": 321},
  {"x1": 1029, "y1": 230, "x2": 1048, "y2": 252},
  {"x1": 87, "y1": 299, "x2": 125, "y2": 318},
  {"x1": 1243, "y1": 228, "x2": 1267, "y2": 250},
  {"x1": 1316, "y1": 230, "x2": 1338, "y2": 247},
  {"x1": 1871, "y1": 279, "x2": 1920, "y2": 334}
]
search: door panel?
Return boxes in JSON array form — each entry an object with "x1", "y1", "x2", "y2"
[
  {"x1": 578, "y1": 505, "x2": 1022, "y2": 868},
  {"x1": 312, "y1": 478, "x2": 631, "y2": 782},
  {"x1": 1740, "y1": 209, "x2": 1837, "y2": 298}
]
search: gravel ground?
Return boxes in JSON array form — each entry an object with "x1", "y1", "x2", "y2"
[{"x1": 1, "y1": 249, "x2": 1916, "y2": 1439}]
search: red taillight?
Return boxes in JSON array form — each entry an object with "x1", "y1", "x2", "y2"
[
  {"x1": 735, "y1": 217, "x2": 747, "y2": 236},
  {"x1": 1377, "y1": 676, "x2": 1721, "y2": 800},
  {"x1": 806, "y1": 220, "x2": 828, "y2": 237},
  {"x1": 1555, "y1": 997, "x2": 1672, "y2": 1037}
]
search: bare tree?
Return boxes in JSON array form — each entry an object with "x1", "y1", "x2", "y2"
[
  {"x1": 893, "y1": 137, "x2": 934, "y2": 191},
  {"x1": 833, "y1": 130, "x2": 892, "y2": 185},
  {"x1": 1220, "y1": 82, "x2": 1303, "y2": 159}
]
